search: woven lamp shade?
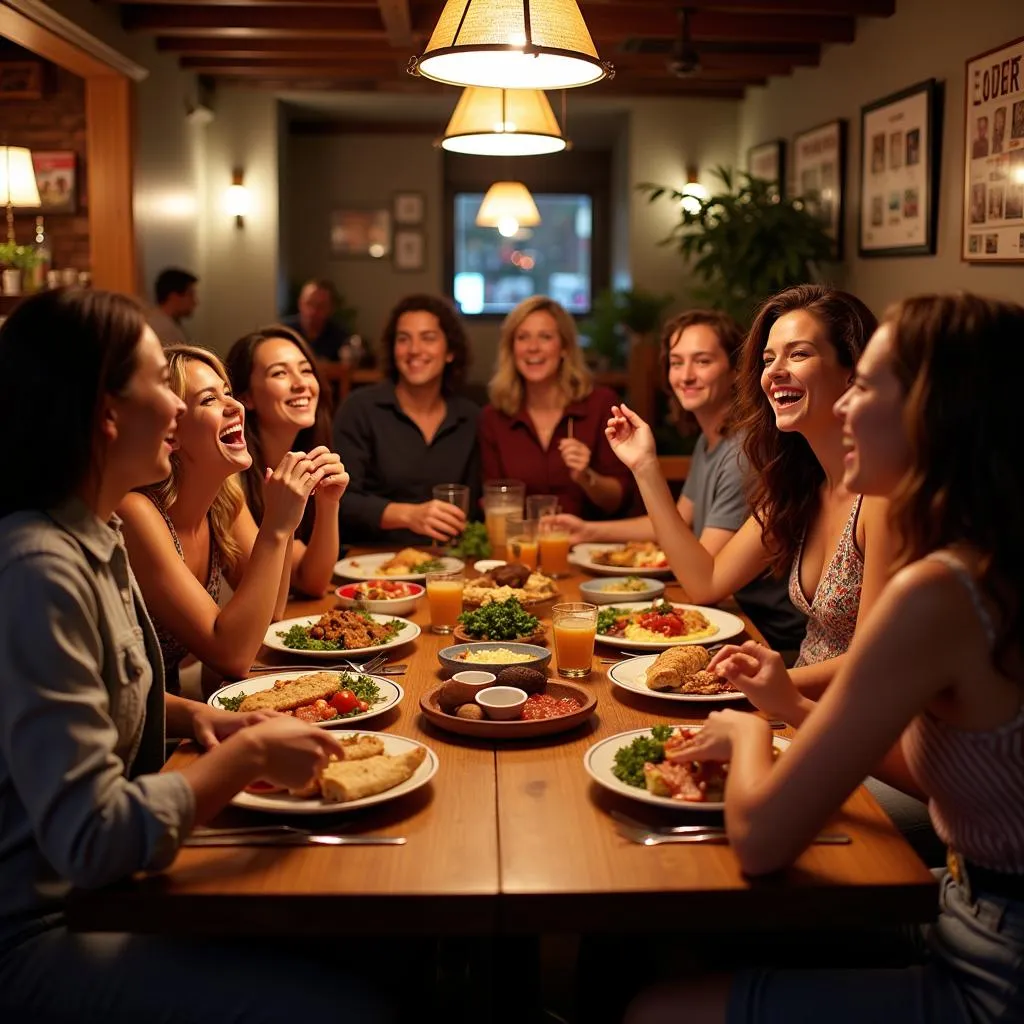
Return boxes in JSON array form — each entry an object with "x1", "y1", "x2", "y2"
[
  {"x1": 442, "y1": 87, "x2": 566, "y2": 156},
  {"x1": 0, "y1": 147, "x2": 41, "y2": 206},
  {"x1": 475, "y1": 181, "x2": 541, "y2": 228},
  {"x1": 411, "y1": 0, "x2": 613, "y2": 90}
]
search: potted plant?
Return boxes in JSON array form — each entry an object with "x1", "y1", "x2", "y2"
[
  {"x1": 580, "y1": 287, "x2": 673, "y2": 369},
  {"x1": 0, "y1": 242, "x2": 41, "y2": 296},
  {"x1": 637, "y1": 167, "x2": 835, "y2": 326}
]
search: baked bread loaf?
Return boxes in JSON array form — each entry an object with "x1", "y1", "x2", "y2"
[
  {"x1": 319, "y1": 746, "x2": 427, "y2": 802},
  {"x1": 645, "y1": 646, "x2": 710, "y2": 691}
]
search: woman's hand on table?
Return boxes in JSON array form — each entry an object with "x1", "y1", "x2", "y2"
[
  {"x1": 605, "y1": 404, "x2": 657, "y2": 474},
  {"x1": 709, "y1": 642, "x2": 811, "y2": 726},
  {"x1": 308, "y1": 446, "x2": 349, "y2": 505}
]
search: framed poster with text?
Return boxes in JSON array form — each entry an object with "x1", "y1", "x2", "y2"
[
  {"x1": 962, "y1": 36, "x2": 1024, "y2": 262},
  {"x1": 792, "y1": 120, "x2": 847, "y2": 259},
  {"x1": 859, "y1": 80, "x2": 940, "y2": 257}
]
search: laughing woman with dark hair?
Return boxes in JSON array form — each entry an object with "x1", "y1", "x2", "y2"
[
  {"x1": 0, "y1": 290, "x2": 388, "y2": 1023},
  {"x1": 332, "y1": 293, "x2": 480, "y2": 547}
]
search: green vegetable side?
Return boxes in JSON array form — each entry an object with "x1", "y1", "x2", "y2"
[
  {"x1": 447, "y1": 522, "x2": 491, "y2": 560},
  {"x1": 217, "y1": 673, "x2": 383, "y2": 715},
  {"x1": 411, "y1": 558, "x2": 445, "y2": 574},
  {"x1": 612, "y1": 725, "x2": 673, "y2": 788},
  {"x1": 457, "y1": 597, "x2": 540, "y2": 641}
]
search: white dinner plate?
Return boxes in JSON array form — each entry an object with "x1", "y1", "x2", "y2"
[
  {"x1": 569, "y1": 543, "x2": 674, "y2": 578},
  {"x1": 263, "y1": 613, "x2": 420, "y2": 660},
  {"x1": 334, "y1": 551, "x2": 464, "y2": 582},
  {"x1": 584, "y1": 727, "x2": 788, "y2": 813},
  {"x1": 608, "y1": 654, "x2": 746, "y2": 703},
  {"x1": 596, "y1": 601, "x2": 745, "y2": 650},
  {"x1": 231, "y1": 732, "x2": 438, "y2": 815},
  {"x1": 207, "y1": 670, "x2": 404, "y2": 727}
]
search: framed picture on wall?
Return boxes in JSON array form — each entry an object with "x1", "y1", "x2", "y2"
[
  {"x1": 859, "y1": 79, "x2": 940, "y2": 257},
  {"x1": 393, "y1": 191, "x2": 425, "y2": 225},
  {"x1": 31, "y1": 151, "x2": 77, "y2": 214},
  {"x1": 962, "y1": 35, "x2": 1024, "y2": 263},
  {"x1": 329, "y1": 209, "x2": 391, "y2": 258},
  {"x1": 393, "y1": 229, "x2": 425, "y2": 272},
  {"x1": 0, "y1": 61, "x2": 43, "y2": 100},
  {"x1": 792, "y1": 119, "x2": 847, "y2": 259},
  {"x1": 747, "y1": 139, "x2": 786, "y2": 196}
]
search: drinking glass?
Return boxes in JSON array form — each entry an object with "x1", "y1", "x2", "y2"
[
  {"x1": 538, "y1": 516, "x2": 571, "y2": 578},
  {"x1": 505, "y1": 517, "x2": 539, "y2": 570},
  {"x1": 525, "y1": 494, "x2": 559, "y2": 520},
  {"x1": 426, "y1": 570, "x2": 464, "y2": 634},
  {"x1": 483, "y1": 479, "x2": 525, "y2": 559},
  {"x1": 432, "y1": 483, "x2": 471, "y2": 518},
  {"x1": 552, "y1": 602, "x2": 598, "y2": 679}
]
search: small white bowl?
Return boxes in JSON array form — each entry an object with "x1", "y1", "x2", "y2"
[
  {"x1": 578, "y1": 576, "x2": 666, "y2": 606},
  {"x1": 474, "y1": 559, "x2": 507, "y2": 574},
  {"x1": 474, "y1": 685, "x2": 528, "y2": 721},
  {"x1": 450, "y1": 670, "x2": 497, "y2": 698},
  {"x1": 335, "y1": 580, "x2": 424, "y2": 616}
]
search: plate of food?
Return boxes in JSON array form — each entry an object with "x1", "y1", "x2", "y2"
[
  {"x1": 578, "y1": 576, "x2": 666, "y2": 605},
  {"x1": 607, "y1": 651, "x2": 745, "y2": 703},
  {"x1": 263, "y1": 609, "x2": 420, "y2": 659},
  {"x1": 596, "y1": 601, "x2": 744, "y2": 649},
  {"x1": 232, "y1": 732, "x2": 438, "y2": 815},
  {"x1": 462, "y1": 562, "x2": 559, "y2": 608},
  {"x1": 584, "y1": 726, "x2": 787, "y2": 811},
  {"x1": 335, "y1": 579, "x2": 424, "y2": 616},
  {"x1": 334, "y1": 548, "x2": 464, "y2": 581},
  {"x1": 453, "y1": 597, "x2": 547, "y2": 645},
  {"x1": 420, "y1": 667, "x2": 595, "y2": 739},
  {"x1": 570, "y1": 542, "x2": 673, "y2": 578},
  {"x1": 208, "y1": 670, "x2": 404, "y2": 726}
]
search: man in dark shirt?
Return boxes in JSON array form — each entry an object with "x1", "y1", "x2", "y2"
[{"x1": 281, "y1": 279, "x2": 353, "y2": 362}]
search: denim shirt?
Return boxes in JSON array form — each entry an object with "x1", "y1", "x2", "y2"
[{"x1": 0, "y1": 499, "x2": 194, "y2": 942}]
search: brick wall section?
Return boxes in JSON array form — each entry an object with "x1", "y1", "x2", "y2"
[{"x1": 2, "y1": 56, "x2": 89, "y2": 272}]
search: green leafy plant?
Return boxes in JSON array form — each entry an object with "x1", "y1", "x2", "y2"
[
  {"x1": 637, "y1": 167, "x2": 835, "y2": 326},
  {"x1": 0, "y1": 242, "x2": 41, "y2": 272},
  {"x1": 581, "y1": 288, "x2": 673, "y2": 369}
]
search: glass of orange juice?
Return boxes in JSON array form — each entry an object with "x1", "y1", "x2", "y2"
[
  {"x1": 552, "y1": 602, "x2": 597, "y2": 678},
  {"x1": 506, "y1": 517, "x2": 539, "y2": 570},
  {"x1": 483, "y1": 479, "x2": 525, "y2": 559},
  {"x1": 425, "y1": 570, "x2": 464, "y2": 634},
  {"x1": 538, "y1": 516, "x2": 571, "y2": 578}
]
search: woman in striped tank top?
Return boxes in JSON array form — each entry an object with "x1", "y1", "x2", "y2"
[{"x1": 627, "y1": 294, "x2": 1024, "y2": 1024}]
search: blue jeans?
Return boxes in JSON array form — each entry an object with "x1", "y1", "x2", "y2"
[{"x1": 727, "y1": 872, "x2": 1024, "y2": 1023}]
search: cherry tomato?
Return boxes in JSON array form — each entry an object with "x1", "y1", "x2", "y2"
[
  {"x1": 329, "y1": 689, "x2": 359, "y2": 714},
  {"x1": 639, "y1": 612, "x2": 684, "y2": 636},
  {"x1": 356, "y1": 699, "x2": 369, "y2": 713}
]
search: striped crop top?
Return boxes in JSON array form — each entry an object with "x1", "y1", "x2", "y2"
[{"x1": 901, "y1": 550, "x2": 1024, "y2": 874}]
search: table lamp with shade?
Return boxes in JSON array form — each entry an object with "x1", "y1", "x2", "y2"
[{"x1": 1, "y1": 146, "x2": 41, "y2": 245}]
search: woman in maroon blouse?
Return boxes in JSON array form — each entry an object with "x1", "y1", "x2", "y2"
[{"x1": 479, "y1": 295, "x2": 634, "y2": 518}]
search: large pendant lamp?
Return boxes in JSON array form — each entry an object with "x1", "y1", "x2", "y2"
[
  {"x1": 409, "y1": 0, "x2": 614, "y2": 91},
  {"x1": 476, "y1": 180, "x2": 541, "y2": 237},
  {"x1": 441, "y1": 87, "x2": 567, "y2": 156}
]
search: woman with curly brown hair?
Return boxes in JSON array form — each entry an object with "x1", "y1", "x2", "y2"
[
  {"x1": 225, "y1": 325, "x2": 344, "y2": 596},
  {"x1": 628, "y1": 293, "x2": 1024, "y2": 1024},
  {"x1": 333, "y1": 294, "x2": 480, "y2": 546},
  {"x1": 606, "y1": 285, "x2": 892, "y2": 696}
]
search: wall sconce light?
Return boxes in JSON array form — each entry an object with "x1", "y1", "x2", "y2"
[
  {"x1": 224, "y1": 168, "x2": 251, "y2": 228},
  {"x1": 1, "y1": 146, "x2": 42, "y2": 244},
  {"x1": 679, "y1": 165, "x2": 709, "y2": 216}
]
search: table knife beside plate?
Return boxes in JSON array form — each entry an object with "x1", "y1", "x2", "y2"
[{"x1": 182, "y1": 834, "x2": 406, "y2": 847}]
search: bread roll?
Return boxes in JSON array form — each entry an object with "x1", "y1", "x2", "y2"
[{"x1": 645, "y1": 646, "x2": 710, "y2": 691}]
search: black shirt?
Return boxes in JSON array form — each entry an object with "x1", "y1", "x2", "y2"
[
  {"x1": 333, "y1": 381, "x2": 481, "y2": 546},
  {"x1": 280, "y1": 314, "x2": 351, "y2": 362}
]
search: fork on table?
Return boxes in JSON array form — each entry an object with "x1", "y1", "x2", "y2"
[
  {"x1": 247, "y1": 654, "x2": 404, "y2": 675},
  {"x1": 611, "y1": 811, "x2": 850, "y2": 846}
]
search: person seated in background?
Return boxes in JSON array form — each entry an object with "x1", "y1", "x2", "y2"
[
  {"x1": 333, "y1": 293, "x2": 479, "y2": 547},
  {"x1": 226, "y1": 325, "x2": 344, "y2": 597},
  {"x1": 627, "y1": 293, "x2": 1024, "y2": 1024},
  {"x1": 119, "y1": 346, "x2": 346, "y2": 695},
  {"x1": 0, "y1": 289, "x2": 388, "y2": 1024},
  {"x1": 551, "y1": 309, "x2": 805, "y2": 653},
  {"x1": 147, "y1": 266, "x2": 197, "y2": 347},
  {"x1": 479, "y1": 295, "x2": 634, "y2": 519},
  {"x1": 282, "y1": 278, "x2": 360, "y2": 363}
]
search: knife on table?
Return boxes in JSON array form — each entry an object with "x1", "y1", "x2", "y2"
[{"x1": 183, "y1": 835, "x2": 406, "y2": 847}]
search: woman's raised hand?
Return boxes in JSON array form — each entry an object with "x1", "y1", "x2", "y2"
[
  {"x1": 307, "y1": 446, "x2": 349, "y2": 505},
  {"x1": 709, "y1": 642, "x2": 802, "y2": 721},
  {"x1": 605, "y1": 403, "x2": 657, "y2": 472},
  {"x1": 262, "y1": 450, "x2": 326, "y2": 535}
]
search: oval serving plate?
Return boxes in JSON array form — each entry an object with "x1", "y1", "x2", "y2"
[
  {"x1": 231, "y1": 732, "x2": 438, "y2": 815},
  {"x1": 608, "y1": 654, "x2": 746, "y2": 704},
  {"x1": 595, "y1": 601, "x2": 745, "y2": 650},
  {"x1": 569, "y1": 543, "x2": 673, "y2": 578},
  {"x1": 333, "y1": 551, "x2": 464, "y2": 582},
  {"x1": 262, "y1": 613, "x2": 420, "y2": 660},
  {"x1": 208, "y1": 670, "x2": 404, "y2": 727},
  {"x1": 420, "y1": 679, "x2": 596, "y2": 739}
]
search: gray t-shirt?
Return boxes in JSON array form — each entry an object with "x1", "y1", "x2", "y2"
[{"x1": 683, "y1": 433, "x2": 806, "y2": 650}]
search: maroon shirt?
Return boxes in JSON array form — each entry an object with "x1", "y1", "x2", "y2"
[{"x1": 478, "y1": 386, "x2": 636, "y2": 518}]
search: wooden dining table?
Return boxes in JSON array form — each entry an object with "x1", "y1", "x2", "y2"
[{"x1": 66, "y1": 552, "x2": 936, "y2": 940}]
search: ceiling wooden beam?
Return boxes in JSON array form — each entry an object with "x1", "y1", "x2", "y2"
[
  {"x1": 377, "y1": 0, "x2": 413, "y2": 47},
  {"x1": 580, "y1": 9, "x2": 856, "y2": 43},
  {"x1": 579, "y1": 0, "x2": 893, "y2": 14}
]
